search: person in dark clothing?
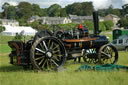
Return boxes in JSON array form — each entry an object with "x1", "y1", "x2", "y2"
[{"x1": 78, "y1": 24, "x2": 89, "y2": 37}]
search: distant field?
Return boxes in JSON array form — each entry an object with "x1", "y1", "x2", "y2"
[{"x1": 0, "y1": 32, "x2": 128, "y2": 85}]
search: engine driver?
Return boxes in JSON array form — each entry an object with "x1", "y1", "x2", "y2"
[{"x1": 78, "y1": 24, "x2": 89, "y2": 37}]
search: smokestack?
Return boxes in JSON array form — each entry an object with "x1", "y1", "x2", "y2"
[{"x1": 93, "y1": 11, "x2": 100, "y2": 35}]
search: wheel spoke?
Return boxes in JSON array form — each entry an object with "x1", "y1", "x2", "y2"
[
  {"x1": 47, "y1": 59, "x2": 50, "y2": 70},
  {"x1": 52, "y1": 55, "x2": 61, "y2": 61},
  {"x1": 104, "y1": 46, "x2": 108, "y2": 53},
  {"x1": 53, "y1": 50, "x2": 60, "y2": 54},
  {"x1": 49, "y1": 59, "x2": 54, "y2": 69},
  {"x1": 51, "y1": 59, "x2": 59, "y2": 67},
  {"x1": 40, "y1": 43, "x2": 45, "y2": 51},
  {"x1": 111, "y1": 49, "x2": 115, "y2": 58},
  {"x1": 50, "y1": 42, "x2": 54, "y2": 49},
  {"x1": 48, "y1": 40, "x2": 51, "y2": 48},
  {"x1": 39, "y1": 59, "x2": 47, "y2": 68},
  {"x1": 35, "y1": 52, "x2": 44, "y2": 56},
  {"x1": 38, "y1": 58, "x2": 45, "y2": 66},
  {"x1": 35, "y1": 48, "x2": 45, "y2": 54},
  {"x1": 105, "y1": 59, "x2": 108, "y2": 64},
  {"x1": 43, "y1": 41, "x2": 48, "y2": 51},
  {"x1": 35, "y1": 56, "x2": 44, "y2": 61},
  {"x1": 109, "y1": 58, "x2": 112, "y2": 63},
  {"x1": 52, "y1": 45, "x2": 59, "y2": 50},
  {"x1": 101, "y1": 51, "x2": 109, "y2": 57}
]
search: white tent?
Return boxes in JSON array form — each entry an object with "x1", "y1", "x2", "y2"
[{"x1": 2, "y1": 25, "x2": 37, "y2": 36}]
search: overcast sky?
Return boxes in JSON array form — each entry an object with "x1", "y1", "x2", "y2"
[{"x1": 0, "y1": 0, "x2": 128, "y2": 12}]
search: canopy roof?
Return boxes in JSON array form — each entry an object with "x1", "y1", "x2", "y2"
[{"x1": 2, "y1": 25, "x2": 37, "y2": 36}]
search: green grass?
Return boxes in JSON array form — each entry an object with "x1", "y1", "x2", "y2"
[
  {"x1": 0, "y1": 44, "x2": 11, "y2": 53},
  {"x1": 0, "y1": 34, "x2": 14, "y2": 44},
  {"x1": 0, "y1": 52, "x2": 128, "y2": 85},
  {"x1": 0, "y1": 32, "x2": 128, "y2": 85},
  {"x1": 0, "y1": 34, "x2": 13, "y2": 53}
]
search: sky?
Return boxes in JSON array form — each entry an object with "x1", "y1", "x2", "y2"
[{"x1": 0, "y1": 0, "x2": 128, "y2": 12}]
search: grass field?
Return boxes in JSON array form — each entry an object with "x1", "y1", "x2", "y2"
[{"x1": 0, "y1": 32, "x2": 128, "y2": 85}]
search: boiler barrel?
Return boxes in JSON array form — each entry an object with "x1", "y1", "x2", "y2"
[{"x1": 65, "y1": 39, "x2": 109, "y2": 49}]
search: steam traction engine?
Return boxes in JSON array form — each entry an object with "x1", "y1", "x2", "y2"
[{"x1": 8, "y1": 12, "x2": 118, "y2": 71}]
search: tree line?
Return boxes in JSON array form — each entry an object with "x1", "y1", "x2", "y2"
[
  {"x1": 0, "y1": 2, "x2": 94, "y2": 20},
  {"x1": 0, "y1": 1, "x2": 128, "y2": 29},
  {"x1": 1, "y1": 2, "x2": 125, "y2": 20}
]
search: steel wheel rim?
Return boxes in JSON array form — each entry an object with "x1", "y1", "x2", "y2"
[
  {"x1": 98, "y1": 44, "x2": 118, "y2": 64},
  {"x1": 31, "y1": 37, "x2": 66, "y2": 71}
]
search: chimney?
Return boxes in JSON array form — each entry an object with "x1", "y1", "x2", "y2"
[{"x1": 93, "y1": 11, "x2": 101, "y2": 35}]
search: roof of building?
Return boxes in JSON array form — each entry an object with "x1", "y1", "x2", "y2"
[
  {"x1": 106, "y1": 14, "x2": 119, "y2": 18},
  {"x1": 69, "y1": 14, "x2": 92, "y2": 20},
  {"x1": 0, "y1": 19, "x2": 18, "y2": 22},
  {"x1": 38, "y1": 17, "x2": 68, "y2": 21}
]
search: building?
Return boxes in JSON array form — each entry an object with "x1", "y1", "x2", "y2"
[
  {"x1": 0, "y1": 19, "x2": 19, "y2": 26},
  {"x1": 69, "y1": 15, "x2": 93, "y2": 24},
  {"x1": 99, "y1": 17, "x2": 105, "y2": 22},
  {"x1": 27, "y1": 16, "x2": 40, "y2": 23},
  {"x1": 28, "y1": 15, "x2": 106, "y2": 25},
  {"x1": 39, "y1": 17, "x2": 72, "y2": 24},
  {"x1": 104, "y1": 14, "x2": 120, "y2": 25},
  {"x1": 28, "y1": 16, "x2": 72, "y2": 24}
]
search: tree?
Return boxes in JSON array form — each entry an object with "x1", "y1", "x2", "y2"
[
  {"x1": 106, "y1": 5, "x2": 113, "y2": 15},
  {"x1": 7, "y1": 6, "x2": 17, "y2": 19},
  {"x1": 0, "y1": 26, "x2": 5, "y2": 33},
  {"x1": 59, "y1": 23, "x2": 78, "y2": 30},
  {"x1": 17, "y1": 2, "x2": 33, "y2": 20},
  {"x1": 2, "y1": 2, "x2": 10, "y2": 19},
  {"x1": 122, "y1": 4, "x2": 128, "y2": 15},
  {"x1": 13, "y1": 33, "x2": 22, "y2": 40},
  {"x1": 103, "y1": 20, "x2": 114, "y2": 30},
  {"x1": 30, "y1": 21, "x2": 40, "y2": 29},
  {"x1": 0, "y1": 12, "x2": 3, "y2": 18},
  {"x1": 111, "y1": 9, "x2": 120, "y2": 17},
  {"x1": 60, "y1": 8, "x2": 67, "y2": 17},
  {"x1": 98, "y1": 5, "x2": 120, "y2": 17},
  {"x1": 18, "y1": 18, "x2": 27, "y2": 26},
  {"x1": 65, "y1": 2, "x2": 94, "y2": 16},
  {"x1": 99, "y1": 22, "x2": 106, "y2": 31},
  {"x1": 47, "y1": 4, "x2": 62, "y2": 17},
  {"x1": 83, "y1": 20, "x2": 94, "y2": 30},
  {"x1": 81, "y1": 2, "x2": 94, "y2": 16},
  {"x1": 68, "y1": 3, "x2": 82, "y2": 15},
  {"x1": 117, "y1": 17, "x2": 128, "y2": 29},
  {"x1": 32, "y1": 4, "x2": 41, "y2": 16},
  {"x1": 0, "y1": 20, "x2": 2, "y2": 24},
  {"x1": 39, "y1": 8, "x2": 48, "y2": 16}
]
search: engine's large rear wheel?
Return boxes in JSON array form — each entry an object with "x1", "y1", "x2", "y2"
[
  {"x1": 98, "y1": 44, "x2": 118, "y2": 64},
  {"x1": 30, "y1": 37, "x2": 67, "y2": 71}
]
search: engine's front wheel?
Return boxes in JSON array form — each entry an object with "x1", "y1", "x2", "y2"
[{"x1": 98, "y1": 44, "x2": 118, "y2": 64}]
